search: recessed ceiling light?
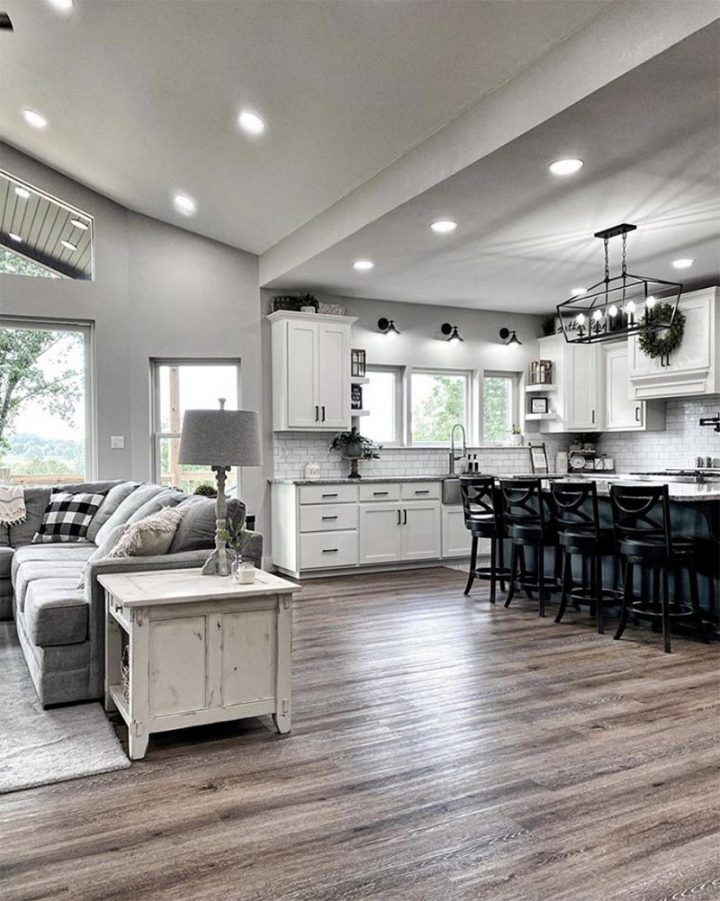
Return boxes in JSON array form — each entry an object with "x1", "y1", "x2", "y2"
[
  {"x1": 353, "y1": 259, "x2": 374, "y2": 271},
  {"x1": 70, "y1": 219, "x2": 89, "y2": 230},
  {"x1": 48, "y1": 0, "x2": 74, "y2": 10},
  {"x1": 549, "y1": 158, "x2": 584, "y2": 176},
  {"x1": 173, "y1": 193, "x2": 197, "y2": 216},
  {"x1": 570, "y1": 287, "x2": 587, "y2": 296},
  {"x1": 238, "y1": 110, "x2": 266, "y2": 135},
  {"x1": 22, "y1": 109, "x2": 48, "y2": 129},
  {"x1": 430, "y1": 220, "x2": 457, "y2": 234},
  {"x1": 14, "y1": 186, "x2": 30, "y2": 200},
  {"x1": 672, "y1": 258, "x2": 694, "y2": 269},
  {"x1": 9, "y1": 232, "x2": 22, "y2": 242},
  {"x1": 61, "y1": 239, "x2": 77, "y2": 251}
]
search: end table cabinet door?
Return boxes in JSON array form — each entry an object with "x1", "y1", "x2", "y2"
[
  {"x1": 149, "y1": 615, "x2": 208, "y2": 717},
  {"x1": 222, "y1": 608, "x2": 277, "y2": 706}
]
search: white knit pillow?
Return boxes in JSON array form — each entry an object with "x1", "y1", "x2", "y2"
[{"x1": 107, "y1": 507, "x2": 184, "y2": 558}]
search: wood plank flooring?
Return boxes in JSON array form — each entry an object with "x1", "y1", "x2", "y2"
[{"x1": 1, "y1": 567, "x2": 719, "y2": 901}]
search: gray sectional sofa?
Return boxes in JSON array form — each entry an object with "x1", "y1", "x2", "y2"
[{"x1": 0, "y1": 480, "x2": 262, "y2": 707}]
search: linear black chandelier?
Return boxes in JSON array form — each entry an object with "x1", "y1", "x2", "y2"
[{"x1": 556, "y1": 223, "x2": 682, "y2": 344}]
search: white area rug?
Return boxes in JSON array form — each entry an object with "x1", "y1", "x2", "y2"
[{"x1": 0, "y1": 622, "x2": 130, "y2": 794}]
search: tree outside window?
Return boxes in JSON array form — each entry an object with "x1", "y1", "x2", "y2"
[
  {"x1": 411, "y1": 372, "x2": 468, "y2": 444},
  {"x1": 483, "y1": 374, "x2": 517, "y2": 444}
]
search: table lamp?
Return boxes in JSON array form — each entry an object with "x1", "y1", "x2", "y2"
[{"x1": 178, "y1": 401, "x2": 262, "y2": 576}]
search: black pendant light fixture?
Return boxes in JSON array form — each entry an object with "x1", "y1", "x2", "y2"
[
  {"x1": 556, "y1": 223, "x2": 682, "y2": 344},
  {"x1": 441, "y1": 322, "x2": 463, "y2": 342},
  {"x1": 377, "y1": 317, "x2": 400, "y2": 337}
]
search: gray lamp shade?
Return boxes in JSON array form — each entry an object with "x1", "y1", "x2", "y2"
[{"x1": 178, "y1": 409, "x2": 262, "y2": 467}]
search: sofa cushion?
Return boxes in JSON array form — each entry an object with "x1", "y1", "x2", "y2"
[
  {"x1": 24, "y1": 578, "x2": 88, "y2": 646},
  {"x1": 12, "y1": 544, "x2": 95, "y2": 591},
  {"x1": 0, "y1": 546, "x2": 14, "y2": 580},
  {"x1": 170, "y1": 496, "x2": 246, "y2": 553},
  {"x1": 55, "y1": 479, "x2": 124, "y2": 495},
  {"x1": 87, "y1": 481, "x2": 139, "y2": 542},
  {"x1": 8, "y1": 487, "x2": 50, "y2": 548},
  {"x1": 14, "y1": 559, "x2": 87, "y2": 612},
  {"x1": 77, "y1": 523, "x2": 128, "y2": 590},
  {"x1": 33, "y1": 491, "x2": 106, "y2": 544},
  {"x1": 94, "y1": 484, "x2": 166, "y2": 546},
  {"x1": 0, "y1": 523, "x2": 9, "y2": 548},
  {"x1": 126, "y1": 487, "x2": 183, "y2": 524}
]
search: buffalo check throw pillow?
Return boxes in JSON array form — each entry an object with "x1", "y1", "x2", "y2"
[{"x1": 33, "y1": 491, "x2": 107, "y2": 543}]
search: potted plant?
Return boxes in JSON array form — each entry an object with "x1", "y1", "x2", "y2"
[
  {"x1": 218, "y1": 517, "x2": 254, "y2": 582},
  {"x1": 511, "y1": 425, "x2": 523, "y2": 447},
  {"x1": 329, "y1": 427, "x2": 381, "y2": 479}
]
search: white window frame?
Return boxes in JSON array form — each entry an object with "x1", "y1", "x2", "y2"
[
  {"x1": 0, "y1": 315, "x2": 95, "y2": 479},
  {"x1": 363, "y1": 364, "x2": 404, "y2": 447},
  {"x1": 150, "y1": 357, "x2": 242, "y2": 492},
  {"x1": 480, "y1": 369, "x2": 522, "y2": 446},
  {"x1": 407, "y1": 367, "x2": 475, "y2": 447}
]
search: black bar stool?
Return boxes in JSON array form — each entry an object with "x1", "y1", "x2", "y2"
[
  {"x1": 460, "y1": 476, "x2": 510, "y2": 603},
  {"x1": 551, "y1": 480, "x2": 619, "y2": 633},
  {"x1": 611, "y1": 483, "x2": 708, "y2": 653},
  {"x1": 500, "y1": 478, "x2": 561, "y2": 617}
]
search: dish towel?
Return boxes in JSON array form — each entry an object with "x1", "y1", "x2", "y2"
[{"x1": 0, "y1": 486, "x2": 26, "y2": 526}]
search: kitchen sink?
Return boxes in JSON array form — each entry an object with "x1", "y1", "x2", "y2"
[{"x1": 442, "y1": 477, "x2": 462, "y2": 505}]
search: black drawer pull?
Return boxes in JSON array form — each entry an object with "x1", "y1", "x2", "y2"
[
  {"x1": 322, "y1": 493, "x2": 338, "y2": 498},
  {"x1": 373, "y1": 491, "x2": 389, "y2": 496},
  {"x1": 322, "y1": 548, "x2": 339, "y2": 553},
  {"x1": 321, "y1": 515, "x2": 338, "y2": 520},
  {"x1": 414, "y1": 489, "x2": 430, "y2": 494}
]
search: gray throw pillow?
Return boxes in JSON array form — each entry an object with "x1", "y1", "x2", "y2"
[
  {"x1": 169, "y1": 496, "x2": 246, "y2": 553},
  {"x1": 126, "y1": 488, "x2": 183, "y2": 524},
  {"x1": 56, "y1": 479, "x2": 124, "y2": 495},
  {"x1": 77, "y1": 522, "x2": 129, "y2": 589},
  {"x1": 87, "y1": 481, "x2": 139, "y2": 542},
  {"x1": 94, "y1": 484, "x2": 166, "y2": 546}
]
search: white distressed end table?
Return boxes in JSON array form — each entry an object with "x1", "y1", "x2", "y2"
[{"x1": 99, "y1": 568, "x2": 298, "y2": 760}]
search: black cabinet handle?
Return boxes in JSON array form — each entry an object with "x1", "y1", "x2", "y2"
[
  {"x1": 403, "y1": 509, "x2": 408, "y2": 525},
  {"x1": 397, "y1": 509, "x2": 401, "y2": 525},
  {"x1": 314, "y1": 405, "x2": 319, "y2": 421},
  {"x1": 635, "y1": 406, "x2": 640, "y2": 422},
  {"x1": 322, "y1": 548, "x2": 339, "y2": 554},
  {"x1": 414, "y1": 489, "x2": 430, "y2": 495},
  {"x1": 322, "y1": 492, "x2": 338, "y2": 498},
  {"x1": 321, "y1": 515, "x2": 338, "y2": 521},
  {"x1": 322, "y1": 405, "x2": 326, "y2": 422},
  {"x1": 373, "y1": 490, "x2": 389, "y2": 496},
  {"x1": 591, "y1": 409, "x2": 595, "y2": 424}
]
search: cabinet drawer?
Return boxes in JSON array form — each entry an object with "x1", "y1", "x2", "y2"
[
  {"x1": 400, "y1": 482, "x2": 440, "y2": 501},
  {"x1": 299, "y1": 484, "x2": 358, "y2": 505},
  {"x1": 359, "y1": 483, "x2": 400, "y2": 502},
  {"x1": 300, "y1": 530, "x2": 358, "y2": 569},
  {"x1": 299, "y1": 504, "x2": 358, "y2": 532}
]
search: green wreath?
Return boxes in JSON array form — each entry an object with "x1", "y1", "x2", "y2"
[{"x1": 638, "y1": 302, "x2": 685, "y2": 361}]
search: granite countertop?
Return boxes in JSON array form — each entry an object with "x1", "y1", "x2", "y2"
[{"x1": 269, "y1": 474, "x2": 720, "y2": 502}]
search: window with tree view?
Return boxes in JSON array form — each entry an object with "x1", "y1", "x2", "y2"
[
  {"x1": 410, "y1": 371, "x2": 469, "y2": 445},
  {"x1": 483, "y1": 372, "x2": 518, "y2": 444},
  {"x1": 362, "y1": 368, "x2": 401, "y2": 445},
  {"x1": 0, "y1": 321, "x2": 90, "y2": 484},
  {"x1": 152, "y1": 360, "x2": 240, "y2": 493}
]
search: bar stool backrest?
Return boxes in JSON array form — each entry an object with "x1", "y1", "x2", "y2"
[
  {"x1": 550, "y1": 480, "x2": 600, "y2": 536},
  {"x1": 610, "y1": 483, "x2": 672, "y2": 553},
  {"x1": 460, "y1": 476, "x2": 502, "y2": 530},
  {"x1": 499, "y1": 478, "x2": 550, "y2": 530}
]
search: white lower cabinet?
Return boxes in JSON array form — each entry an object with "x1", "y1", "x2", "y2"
[{"x1": 272, "y1": 481, "x2": 456, "y2": 577}]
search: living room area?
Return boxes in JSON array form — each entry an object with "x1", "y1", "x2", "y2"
[{"x1": 2, "y1": 1, "x2": 720, "y2": 899}]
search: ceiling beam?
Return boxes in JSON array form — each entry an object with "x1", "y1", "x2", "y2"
[{"x1": 259, "y1": 0, "x2": 720, "y2": 287}]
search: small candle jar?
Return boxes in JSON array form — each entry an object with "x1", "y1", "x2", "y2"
[{"x1": 232, "y1": 560, "x2": 256, "y2": 584}]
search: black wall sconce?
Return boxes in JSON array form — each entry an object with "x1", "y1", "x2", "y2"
[
  {"x1": 378, "y1": 317, "x2": 400, "y2": 337},
  {"x1": 499, "y1": 327, "x2": 522, "y2": 347},
  {"x1": 441, "y1": 323, "x2": 463, "y2": 342}
]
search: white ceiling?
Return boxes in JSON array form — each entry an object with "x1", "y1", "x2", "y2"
[
  {"x1": 0, "y1": 0, "x2": 613, "y2": 254},
  {"x1": 266, "y1": 23, "x2": 720, "y2": 313}
]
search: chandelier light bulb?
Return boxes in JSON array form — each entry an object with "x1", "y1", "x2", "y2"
[
  {"x1": 608, "y1": 305, "x2": 618, "y2": 317},
  {"x1": 592, "y1": 309, "x2": 603, "y2": 321}
]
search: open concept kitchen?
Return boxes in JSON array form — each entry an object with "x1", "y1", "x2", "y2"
[{"x1": 1, "y1": 4, "x2": 719, "y2": 899}]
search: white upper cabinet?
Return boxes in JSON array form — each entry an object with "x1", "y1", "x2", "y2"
[
  {"x1": 270, "y1": 311, "x2": 356, "y2": 431},
  {"x1": 603, "y1": 343, "x2": 665, "y2": 432},
  {"x1": 629, "y1": 287, "x2": 719, "y2": 399},
  {"x1": 538, "y1": 335, "x2": 603, "y2": 432}
]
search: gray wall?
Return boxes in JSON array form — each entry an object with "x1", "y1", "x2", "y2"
[{"x1": 0, "y1": 143, "x2": 269, "y2": 535}]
